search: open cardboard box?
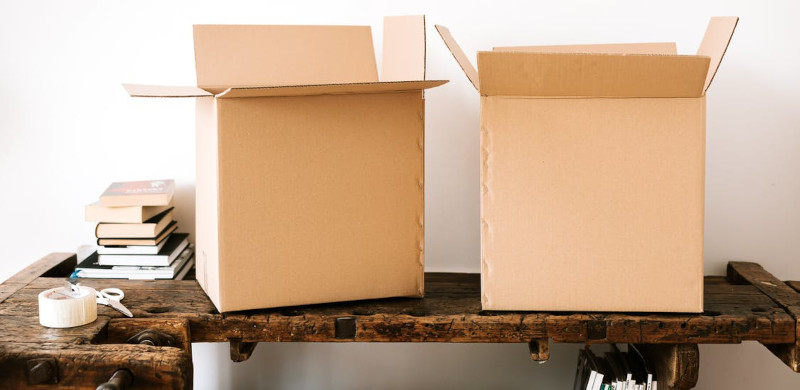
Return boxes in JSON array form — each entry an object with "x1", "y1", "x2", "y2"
[
  {"x1": 126, "y1": 15, "x2": 446, "y2": 312},
  {"x1": 437, "y1": 17, "x2": 738, "y2": 312}
]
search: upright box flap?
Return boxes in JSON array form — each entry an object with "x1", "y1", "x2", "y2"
[
  {"x1": 493, "y1": 42, "x2": 677, "y2": 55},
  {"x1": 477, "y1": 52, "x2": 710, "y2": 97},
  {"x1": 215, "y1": 80, "x2": 447, "y2": 99},
  {"x1": 193, "y1": 25, "x2": 379, "y2": 88},
  {"x1": 382, "y1": 15, "x2": 426, "y2": 81},
  {"x1": 434, "y1": 25, "x2": 479, "y2": 90},
  {"x1": 123, "y1": 84, "x2": 213, "y2": 98},
  {"x1": 696, "y1": 16, "x2": 738, "y2": 92}
]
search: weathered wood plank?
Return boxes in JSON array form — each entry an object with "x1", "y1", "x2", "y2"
[
  {"x1": 2, "y1": 273, "x2": 795, "y2": 345},
  {"x1": 636, "y1": 344, "x2": 699, "y2": 390},
  {"x1": 528, "y1": 339, "x2": 549, "y2": 361},
  {"x1": 2, "y1": 253, "x2": 77, "y2": 284},
  {"x1": 0, "y1": 282, "x2": 25, "y2": 304},
  {"x1": 728, "y1": 261, "x2": 800, "y2": 373},
  {"x1": 106, "y1": 318, "x2": 192, "y2": 354},
  {"x1": 0, "y1": 253, "x2": 76, "y2": 304},
  {"x1": 0, "y1": 315, "x2": 109, "y2": 345},
  {"x1": 0, "y1": 278, "x2": 217, "y2": 318},
  {"x1": 728, "y1": 262, "x2": 800, "y2": 317},
  {"x1": 0, "y1": 342, "x2": 191, "y2": 389},
  {"x1": 229, "y1": 339, "x2": 258, "y2": 362}
]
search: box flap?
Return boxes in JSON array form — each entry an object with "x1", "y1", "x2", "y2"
[
  {"x1": 382, "y1": 15, "x2": 426, "y2": 81},
  {"x1": 434, "y1": 25, "x2": 479, "y2": 91},
  {"x1": 215, "y1": 80, "x2": 447, "y2": 99},
  {"x1": 193, "y1": 25, "x2": 378, "y2": 88},
  {"x1": 123, "y1": 84, "x2": 213, "y2": 98},
  {"x1": 696, "y1": 16, "x2": 738, "y2": 92},
  {"x1": 477, "y1": 52, "x2": 710, "y2": 97},
  {"x1": 493, "y1": 42, "x2": 677, "y2": 55}
]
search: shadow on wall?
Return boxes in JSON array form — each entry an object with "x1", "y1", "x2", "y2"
[
  {"x1": 192, "y1": 342, "x2": 584, "y2": 389},
  {"x1": 703, "y1": 60, "x2": 800, "y2": 278},
  {"x1": 174, "y1": 183, "x2": 196, "y2": 245}
]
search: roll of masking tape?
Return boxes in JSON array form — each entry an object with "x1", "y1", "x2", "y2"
[{"x1": 38, "y1": 285, "x2": 97, "y2": 328}]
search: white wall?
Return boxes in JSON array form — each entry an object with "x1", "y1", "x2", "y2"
[{"x1": 2, "y1": 0, "x2": 799, "y2": 388}]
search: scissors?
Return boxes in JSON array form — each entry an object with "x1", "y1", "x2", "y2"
[{"x1": 95, "y1": 287, "x2": 133, "y2": 317}]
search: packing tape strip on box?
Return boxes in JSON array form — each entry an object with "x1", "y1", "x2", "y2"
[{"x1": 38, "y1": 285, "x2": 97, "y2": 328}]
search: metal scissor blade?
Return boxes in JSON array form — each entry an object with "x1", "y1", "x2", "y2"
[{"x1": 106, "y1": 299, "x2": 133, "y2": 317}]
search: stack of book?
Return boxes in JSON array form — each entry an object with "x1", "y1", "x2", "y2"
[
  {"x1": 574, "y1": 345, "x2": 657, "y2": 390},
  {"x1": 74, "y1": 179, "x2": 195, "y2": 280}
]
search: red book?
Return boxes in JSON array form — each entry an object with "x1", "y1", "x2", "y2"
[{"x1": 99, "y1": 179, "x2": 175, "y2": 207}]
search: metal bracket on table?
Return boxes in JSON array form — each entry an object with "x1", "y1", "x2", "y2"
[{"x1": 126, "y1": 329, "x2": 176, "y2": 347}]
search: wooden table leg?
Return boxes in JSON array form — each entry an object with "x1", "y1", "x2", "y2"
[
  {"x1": 728, "y1": 261, "x2": 800, "y2": 372},
  {"x1": 636, "y1": 344, "x2": 699, "y2": 390},
  {"x1": 528, "y1": 338, "x2": 549, "y2": 361},
  {"x1": 0, "y1": 342, "x2": 192, "y2": 389}
]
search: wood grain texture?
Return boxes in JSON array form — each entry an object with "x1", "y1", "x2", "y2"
[
  {"x1": 637, "y1": 344, "x2": 699, "y2": 390},
  {"x1": 0, "y1": 253, "x2": 75, "y2": 304},
  {"x1": 728, "y1": 262, "x2": 800, "y2": 372},
  {"x1": 0, "y1": 315, "x2": 109, "y2": 345},
  {"x1": 3, "y1": 255, "x2": 800, "y2": 389},
  {"x1": 0, "y1": 342, "x2": 191, "y2": 389},
  {"x1": 528, "y1": 339, "x2": 549, "y2": 361},
  {"x1": 2, "y1": 273, "x2": 795, "y2": 345},
  {"x1": 106, "y1": 318, "x2": 192, "y2": 354}
]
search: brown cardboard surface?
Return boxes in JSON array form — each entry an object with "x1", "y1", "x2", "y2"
[
  {"x1": 697, "y1": 16, "x2": 739, "y2": 91},
  {"x1": 436, "y1": 17, "x2": 733, "y2": 312},
  {"x1": 493, "y1": 42, "x2": 677, "y2": 54},
  {"x1": 476, "y1": 52, "x2": 709, "y2": 97},
  {"x1": 193, "y1": 25, "x2": 379, "y2": 88},
  {"x1": 481, "y1": 97, "x2": 706, "y2": 312},
  {"x1": 382, "y1": 15, "x2": 426, "y2": 81},
  {"x1": 129, "y1": 16, "x2": 445, "y2": 312},
  {"x1": 434, "y1": 25, "x2": 479, "y2": 90},
  {"x1": 215, "y1": 80, "x2": 446, "y2": 99},
  {"x1": 214, "y1": 92, "x2": 425, "y2": 311},
  {"x1": 194, "y1": 97, "x2": 221, "y2": 309},
  {"x1": 124, "y1": 84, "x2": 212, "y2": 97}
]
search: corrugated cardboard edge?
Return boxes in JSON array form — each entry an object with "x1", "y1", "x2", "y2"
[
  {"x1": 214, "y1": 80, "x2": 447, "y2": 99},
  {"x1": 434, "y1": 25, "x2": 479, "y2": 90},
  {"x1": 194, "y1": 97, "x2": 223, "y2": 312},
  {"x1": 123, "y1": 84, "x2": 212, "y2": 98},
  {"x1": 697, "y1": 16, "x2": 739, "y2": 92},
  {"x1": 417, "y1": 95, "x2": 426, "y2": 299},
  {"x1": 479, "y1": 96, "x2": 491, "y2": 309},
  {"x1": 492, "y1": 42, "x2": 678, "y2": 54},
  {"x1": 382, "y1": 15, "x2": 426, "y2": 81}
]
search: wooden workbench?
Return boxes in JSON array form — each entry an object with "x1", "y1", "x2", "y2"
[{"x1": 1, "y1": 253, "x2": 798, "y2": 389}]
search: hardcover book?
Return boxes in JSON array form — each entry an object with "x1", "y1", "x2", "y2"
[
  {"x1": 76, "y1": 246, "x2": 194, "y2": 280},
  {"x1": 99, "y1": 179, "x2": 175, "y2": 207},
  {"x1": 97, "y1": 238, "x2": 168, "y2": 255},
  {"x1": 85, "y1": 202, "x2": 173, "y2": 223},
  {"x1": 95, "y1": 209, "x2": 174, "y2": 239},
  {"x1": 96, "y1": 222, "x2": 177, "y2": 246},
  {"x1": 98, "y1": 233, "x2": 189, "y2": 266}
]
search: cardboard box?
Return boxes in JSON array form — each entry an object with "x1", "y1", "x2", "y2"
[
  {"x1": 125, "y1": 16, "x2": 446, "y2": 312},
  {"x1": 437, "y1": 17, "x2": 738, "y2": 312}
]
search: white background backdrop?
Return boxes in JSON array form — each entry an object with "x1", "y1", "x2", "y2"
[{"x1": 2, "y1": 0, "x2": 799, "y2": 388}]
